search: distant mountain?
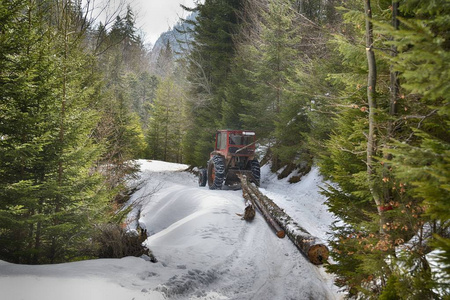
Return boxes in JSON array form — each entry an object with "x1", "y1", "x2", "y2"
[{"x1": 150, "y1": 12, "x2": 197, "y2": 63}]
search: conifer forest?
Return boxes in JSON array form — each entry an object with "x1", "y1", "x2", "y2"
[{"x1": 0, "y1": 0, "x2": 449, "y2": 298}]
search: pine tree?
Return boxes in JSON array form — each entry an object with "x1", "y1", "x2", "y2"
[
  {"x1": 94, "y1": 6, "x2": 147, "y2": 188},
  {"x1": 147, "y1": 77, "x2": 185, "y2": 162},
  {"x1": 382, "y1": 0, "x2": 450, "y2": 295},
  {"x1": 234, "y1": 0, "x2": 323, "y2": 171},
  {"x1": 319, "y1": 0, "x2": 449, "y2": 297},
  {"x1": 182, "y1": 0, "x2": 243, "y2": 166},
  {"x1": 127, "y1": 72, "x2": 159, "y2": 130},
  {"x1": 0, "y1": 0, "x2": 110, "y2": 263},
  {"x1": 155, "y1": 40, "x2": 174, "y2": 78},
  {"x1": 0, "y1": 0, "x2": 50, "y2": 263},
  {"x1": 318, "y1": 0, "x2": 403, "y2": 296}
]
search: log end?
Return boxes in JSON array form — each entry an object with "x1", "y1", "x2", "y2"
[
  {"x1": 276, "y1": 230, "x2": 286, "y2": 239},
  {"x1": 308, "y1": 244, "x2": 329, "y2": 265}
]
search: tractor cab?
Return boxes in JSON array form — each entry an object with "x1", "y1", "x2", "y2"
[
  {"x1": 213, "y1": 130, "x2": 256, "y2": 158},
  {"x1": 198, "y1": 130, "x2": 260, "y2": 190}
]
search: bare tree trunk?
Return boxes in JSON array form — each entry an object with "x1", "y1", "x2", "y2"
[
  {"x1": 389, "y1": 1, "x2": 399, "y2": 118},
  {"x1": 164, "y1": 106, "x2": 169, "y2": 161},
  {"x1": 52, "y1": 0, "x2": 71, "y2": 263},
  {"x1": 383, "y1": 1, "x2": 400, "y2": 205},
  {"x1": 364, "y1": 0, "x2": 384, "y2": 233},
  {"x1": 387, "y1": 0, "x2": 399, "y2": 141}
]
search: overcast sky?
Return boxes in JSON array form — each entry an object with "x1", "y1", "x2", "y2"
[
  {"x1": 88, "y1": 0, "x2": 200, "y2": 47},
  {"x1": 132, "y1": 0, "x2": 199, "y2": 46}
]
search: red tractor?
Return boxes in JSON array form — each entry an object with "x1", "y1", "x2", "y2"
[{"x1": 198, "y1": 130, "x2": 260, "y2": 189}]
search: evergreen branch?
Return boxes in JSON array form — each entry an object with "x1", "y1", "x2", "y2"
[
  {"x1": 395, "y1": 109, "x2": 439, "y2": 124},
  {"x1": 402, "y1": 108, "x2": 440, "y2": 143},
  {"x1": 180, "y1": 4, "x2": 199, "y2": 13},
  {"x1": 337, "y1": 146, "x2": 366, "y2": 156},
  {"x1": 371, "y1": 46, "x2": 397, "y2": 54},
  {"x1": 290, "y1": 8, "x2": 321, "y2": 29}
]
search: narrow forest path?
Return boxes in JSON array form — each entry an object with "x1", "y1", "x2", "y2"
[
  {"x1": 0, "y1": 160, "x2": 342, "y2": 300},
  {"x1": 126, "y1": 160, "x2": 341, "y2": 299}
]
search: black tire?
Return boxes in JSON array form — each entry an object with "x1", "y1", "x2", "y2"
[
  {"x1": 207, "y1": 155, "x2": 225, "y2": 190},
  {"x1": 250, "y1": 160, "x2": 261, "y2": 186},
  {"x1": 198, "y1": 168, "x2": 207, "y2": 187}
]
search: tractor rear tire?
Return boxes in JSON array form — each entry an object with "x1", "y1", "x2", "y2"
[
  {"x1": 198, "y1": 168, "x2": 207, "y2": 187},
  {"x1": 250, "y1": 160, "x2": 261, "y2": 186},
  {"x1": 208, "y1": 155, "x2": 225, "y2": 190}
]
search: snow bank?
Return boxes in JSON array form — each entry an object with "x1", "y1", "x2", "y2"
[
  {"x1": 0, "y1": 258, "x2": 165, "y2": 300},
  {"x1": 260, "y1": 163, "x2": 337, "y2": 241}
]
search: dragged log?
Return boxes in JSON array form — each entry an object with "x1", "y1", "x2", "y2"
[
  {"x1": 240, "y1": 175, "x2": 285, "y2": 238},
  {"x1": 240, "y1": 175, "x2": 329, "y2": 265}
]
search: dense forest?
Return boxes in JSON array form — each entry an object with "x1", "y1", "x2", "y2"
[
  {"x1": 0, "y1": 0, "x2": 153, "y2": 264},
  {"x1": 0, "y1": 0, "x2": 449, "y2": 298}
]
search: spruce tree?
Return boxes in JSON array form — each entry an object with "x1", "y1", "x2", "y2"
[
  {"x1": 127, "y1": 72, "x2": 159, "y2": 130},
  {"x1": 94, "y1": 7, "x2": 147, "y2": 188},
  {"x1": 0, "y1": 0, "x2": 110, "y2": 263},
  {"x1": 234, "y1": 0, "x2": 323, "y2": 171},
  {"x1": 147, "y1": 77, "x2": 185, "y2": 162},
  {"x1": 319, "y1": 0, "x2": 449, "y2": 297},
  {"x1": 319, "y1": 0, "x2": 405, "y2": 296},
  {"x1": 182, "y1": 0, "x2": 243, "y2": 166},
  {"x1": 382, "y1": 0, "x2": 450, "y2": 295}
]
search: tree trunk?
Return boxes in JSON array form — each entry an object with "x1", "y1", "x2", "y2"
[
  {"x1": 240, "y1": 175, "x2": 285, "y2": 238},
  {"x1": 389, "y1": 0, "x2": 399, "y2": 119},
  {"x1": 164, "y1": 106, "x2": 169, "y2": 161},
  {"x1": 383, "y1": 1, "x2": 400, "y2": 205},
  {"x1": 240, "y1": 175, "x2": 329, "y2": 265},
  {"x1": 52, "y1": 0, "x2": 71, "y2": 263},
  {"x1": 364, "y1": 0, "x2": 385, "y2": 232}
]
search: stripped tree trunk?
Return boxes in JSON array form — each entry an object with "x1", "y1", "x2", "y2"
[
  {"x1": 364, "y1": 0, "x2": 385, "y2": 233},
  {"x1": 241, "y1": 176, "x2": 285, "y2": 238},
  {"x1": 382, "y1": 1, "x2": 400, "y2": 209},
  {"x1": 240, "y1": 175, "x2": 329, "y2": 265}
]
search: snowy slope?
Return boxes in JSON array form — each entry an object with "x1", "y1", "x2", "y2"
[
  {"x1": 0, "y1": 160, "x2": 342, "y2": 300},
  {"x1": 259, "y1": 164, "x2": 337, "y2": 241}
]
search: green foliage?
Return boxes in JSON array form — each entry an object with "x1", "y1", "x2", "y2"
[
  {"x1": 317, "y1": 0, "x2": 450, "y2": 297},
  {"x1": 93, "y1": 5, "x2": 149, "y2": 188},
  {"x1": 182, "y1": 0, "x2": 243, "y2": 165},
  {"x1": 147, "y1": 77, "x2": 185, "y2": 162},
  {"x1": 0, "y1": 0, "x2": 154, "y2": 265},
  {"x1": 379, "y1": 275, "x2": 401, "y2": 300},
  {"x1": 127, "y1": 72, "x2": 159, "y2": 130},
  {"x1": 384, "y1": 0, "x2": 450, "y2": 289},
  {"x1": 0, "y1": 0, "x2": 111, "y2": 263}
]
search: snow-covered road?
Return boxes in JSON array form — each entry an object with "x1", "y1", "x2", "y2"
[{"x1": 0, "y1": 160, "x2": 342, "y2": 300}]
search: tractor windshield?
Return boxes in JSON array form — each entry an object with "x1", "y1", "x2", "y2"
[{"x1": 229, "y1": 133, "x2": 254, "y2": 146}]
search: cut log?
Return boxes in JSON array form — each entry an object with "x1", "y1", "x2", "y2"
[
  {"x1": 240, "y1": 175, "x2": 329, "y2": 265},
  {"x1": 240, "y1": 175, "x2": 285, "y2": 238},
  {"x1": 236, "y1": 201, "x2": 255, "y2": 221}
]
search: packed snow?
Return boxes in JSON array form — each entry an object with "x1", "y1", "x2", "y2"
[{"x1": 0, "y1": 159, "x2": 343, "y2": 300}]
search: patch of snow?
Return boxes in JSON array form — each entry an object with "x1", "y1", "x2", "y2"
[
  {"x1": 260, "y1": 163, "x2": 338, "y2": 241},
  {"x1": 0, "y1": 258, "x2": 165, "y2": 300}
]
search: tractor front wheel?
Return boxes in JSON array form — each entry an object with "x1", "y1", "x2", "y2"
[{"x1": 208, "y1": 155, "x2": 225, "y2": 190}]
